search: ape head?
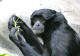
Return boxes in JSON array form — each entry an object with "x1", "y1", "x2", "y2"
[
  {"x1": 30, "y1": 9, "x2": 56, "y2": 34},
  {"x1": 30, "y1": 9, "x2": 67, "y2": 35}
]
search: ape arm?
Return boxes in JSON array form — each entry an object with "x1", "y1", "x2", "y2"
[
  {"x1": 8, "y1": 15, "x2": 44, "y2": 54},
  {"x1": 20, "y1": 23, "x2": 44, "y2": 54}
]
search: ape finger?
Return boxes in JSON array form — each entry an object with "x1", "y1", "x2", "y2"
[
  {"x1": 8, "y1": 15, "x2": 19, "y2": 31},
  {"x1": 16, "y1": 18, "x2": 28, "y2": 30},
  {"x1": 9, "y1": 27, "x2": 20, "y2": 44},
  {"x1": 17, "y1": 30, "x2": 28, "y2": 47},
  {"x1": 17, "y1": 30, "x2": 26, "y2": 42},
  {"x1": 17, "y1": 30, "x2": 23, "y2": 41}
]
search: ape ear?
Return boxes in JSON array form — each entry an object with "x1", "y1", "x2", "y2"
[{"x1": 53, "y1": 12, "x2": 68, "y2": 23}]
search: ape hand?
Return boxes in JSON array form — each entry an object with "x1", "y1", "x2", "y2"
[
  {"x1": 8, "y1": 15, "x2": 27, "y2": 31},
  {"x1": 9, "y1": 27, "x2": 27, "y2": 46},
  {"x1": 9, "y1": 27, "x2": 41, "y2": 56}
]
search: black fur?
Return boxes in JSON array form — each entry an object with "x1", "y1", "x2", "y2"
[{"x1": 8, "y1": 9, "x2": 80, "y2": 56}]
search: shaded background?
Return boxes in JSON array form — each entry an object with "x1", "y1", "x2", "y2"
[{"x1": 0, "y1": 0, "x2": 80, "y2": 56}]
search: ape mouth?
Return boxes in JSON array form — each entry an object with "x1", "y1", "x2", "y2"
[{"x1": 32, "y1": 29, "x2": 44, "y2": 34}]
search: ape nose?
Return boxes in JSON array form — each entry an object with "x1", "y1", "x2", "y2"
[{"x1": 37, "y1": 24, "x2": 40, "y2": 26}]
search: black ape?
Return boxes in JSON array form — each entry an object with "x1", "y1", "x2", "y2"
[
  {"x1": 30, "y1": 9, "x2": 80, "y2": 56},
  {"x1": 8, "y1": 9, "x2": 80, "y2": 56}
]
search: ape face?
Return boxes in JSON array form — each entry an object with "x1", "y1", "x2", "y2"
[
  {"x1": 31, "y1": 17, "x2": 46, "y2": 34},
  {"x1": 30, "y1": 9, "x2": 56, "y2": 35}
]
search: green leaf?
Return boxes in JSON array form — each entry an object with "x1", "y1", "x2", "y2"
[{"x1": 0, "y1": 53, "x2": 15, "y2": 56}]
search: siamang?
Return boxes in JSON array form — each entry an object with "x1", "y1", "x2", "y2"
[{"x1": 8, "y1": 9, "x2": 80, "y2": 56}]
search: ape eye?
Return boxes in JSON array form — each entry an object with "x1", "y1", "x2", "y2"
[
  {"x1": 32, "y1": 17, "x2": 46, "y2": 24},
  {"x1": 33, "y1": 19, "x2": 37, "y2": 23},
  {"x1": 39, "y1": 19, "x2": 45, "y2": 24}
]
